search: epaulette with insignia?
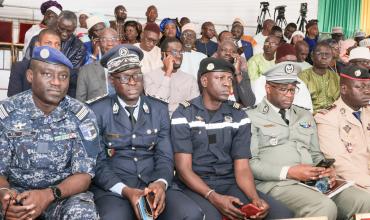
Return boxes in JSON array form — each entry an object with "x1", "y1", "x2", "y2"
[
  {"x1": 75, "y1": 106, "x2": 89, "y2": 121},
  {"x1": 147, "y1": 95, "x2": 169, "y2": 105},
  {"x1": 232, "y1": 102, "x2": 241, "y2": 110},
  {"x1": 0, "y1": 104, "x2": 9, "y2": 120},
  {"x1": 180, "y1": 100, "x2": 191, "y2": 108},
  {"x1": 85, "y1": 93, "x2": 108, "y2": 105},
  {"x1": 315, "y1": 104, "x2": 337, "y2": 115}
]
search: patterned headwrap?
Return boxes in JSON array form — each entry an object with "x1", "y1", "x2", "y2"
[
  {"x1": 40, "y1": 0, "x2": 63, "y2": 15},
  {"x1": 159, "y1": 18, "x2": 181, "y2": 38}
]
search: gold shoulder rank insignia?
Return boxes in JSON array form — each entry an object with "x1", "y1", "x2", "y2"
[
  {"x1": 180, "y1": 100, "x2": 190, "y2": 107},
  {"x1": 233, "y1": 102, "x2": 241, "y2": 109}
]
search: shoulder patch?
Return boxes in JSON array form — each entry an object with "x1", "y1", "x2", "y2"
[
  {"x1": 0, "y1": 104, "x2": 9, "y2": 120},
  {"x1": 85, "y1": 93, "x2": 108, "y2": 105},
  {"x1": 180, "y1": 100, "x2": 190, "y2": 108}
]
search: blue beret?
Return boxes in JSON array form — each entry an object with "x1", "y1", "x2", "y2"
[
  {"x1": 100, "y1": 44, "x2": 144, "y2": 74},
  {"x1": 32, "y1": 46, "x2": 73, "y2": 69},
  {"x1": 198, "y1": 57, "x2": 235, "y2": 77}
]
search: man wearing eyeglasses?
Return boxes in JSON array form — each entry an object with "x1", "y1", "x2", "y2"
[
  {"x1": 76, "y1": 28, "x2": 120, "y2": 102},
  {"x1": 89, "y1": 44, "x2": 204, "y2": 220},
  {"x1": 247, "y1": 62, "x2": 370, "y2": 219},
  {"x1": 144, "y1": 37, "x2": 199, "y2": 116},
  {"x1": 315, "y1": 65, "x2": 370, "y2": 193}
]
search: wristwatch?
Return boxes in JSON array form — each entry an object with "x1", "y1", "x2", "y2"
[{"x1": 49, "y1": 186, "x2": 62, "y2": 201}]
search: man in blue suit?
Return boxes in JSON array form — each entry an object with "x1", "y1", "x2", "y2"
[{"x1": 89, "y1": 44, "x2": 204, "y2": 220}]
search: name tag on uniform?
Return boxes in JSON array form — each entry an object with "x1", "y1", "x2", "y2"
[
  {"x1": 37, "y1": 142, "x2": 49, "y2": 154},
  {"x1": 7, "y1": 131, "x2": 36, "y2": 138}
]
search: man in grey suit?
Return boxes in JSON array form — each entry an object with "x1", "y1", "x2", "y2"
[
  {"x1": 247, "y1": 61, "x2": 370, "y2": 220},
  {"x1": 76, "y1": 28, "x2": 120, "y2": 102}
]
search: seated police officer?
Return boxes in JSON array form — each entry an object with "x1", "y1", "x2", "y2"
[
  {"x1": 89, "y1": 44, "x2": 204, "y2": 220},
  {"x1": 247, "y1": 61, "x2": 370, "y2": 219},
  {"x1": 0, "y1": 46, "x2": 100, "y2": 219},
  {"x1": 171, "y1": 57, "x2": 293, "y2": 220}
]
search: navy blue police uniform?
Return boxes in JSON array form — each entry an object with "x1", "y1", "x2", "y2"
[
  {"x1": 89, "y1": 44, "x2": 203, "y2": 220},
  {"x1": 0, "y1": 46, "x2": 100, "y2": 220},
  {"x1": 170, "y1": 57, "x2": 294, "y2": 220}
]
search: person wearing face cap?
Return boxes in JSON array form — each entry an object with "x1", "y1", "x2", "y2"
[
  {"x1": 23, "y1": 0, "x2": 63, "y2": 54},
  {"x1": 247, "y1": 61, "x2": 370, "y2": 219},
  {"x1": 180, "y1": 22, "x2": 207, "y2": 79},
  {"x1": 171, "y1": 57, "x2": 294, "y2": 220},
  {"x1": 0, "y1": 46, "x2": 100, "y2": 220},
  {"x1": 89, "y1": 44, "x2": 204, "y2": 220},
  {"x1": 315, "y1": 65, "x2": 370, "y2": 193}
]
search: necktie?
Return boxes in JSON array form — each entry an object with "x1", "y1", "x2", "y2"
[
  {"x1": 125, "y1": 106, "x2": 136, "y2": 128},
  {"x1": 353, "y1": 111, "x2": 361, "y2": 123},
  {"x1": 279, "y1": 109, "x2": 289, "y2": 125}
]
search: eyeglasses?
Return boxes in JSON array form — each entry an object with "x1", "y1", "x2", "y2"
[
  {"x1": 112, "y1": 73, "x2": 143, "y2": 84},
  {"x1": 263, "y1": 42, "x2": 279, "y2": 47},
  {"x1": 143, "y1": 36, "x2": 159, "y2": 45},
  {"x1": 354, "y1": 84, "x2": 370, "y2": 91},
  {"x1": 100, "y1": 37, "x2": 119, "y2": 43},
  {"x1": 165, "y1": 50, "x2": 184, "y2": 56},
  {"x1": 269, "y1": 84, "x2": 299, "y2": 95}
]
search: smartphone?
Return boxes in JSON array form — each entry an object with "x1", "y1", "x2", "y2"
[
  {"x1": 241, "y1": 203, "x2": 262, "y2": 217},
  {"x1": 316, "y1": 158, "x2": 335, "y2": 168},
  {"x1": 136, "y1": 196, "x2": 153, "y2": 220},
  {"x1": 222, "y1": 203, "x2": 262, "y2": 220}
]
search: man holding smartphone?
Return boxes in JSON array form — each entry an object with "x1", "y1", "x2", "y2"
[
  {"x1": 171, "y1": 57, "x2": 293, "y2": 220},
  {"x1": 247, "y1": 62, "x2": 370, "y2": 219},
  {"x1": 89, "y1": 44, "x2": 203, "y2": 220}
]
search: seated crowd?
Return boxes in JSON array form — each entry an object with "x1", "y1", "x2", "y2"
[{"x1": 1, "y1": 1, "x2": 370, "y2": 220}]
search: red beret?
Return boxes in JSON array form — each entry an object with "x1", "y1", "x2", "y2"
[
  {"x1": 276, "y1": 43, "x2": 296, "y2": 61},
  {"x1": 144, "y1": 23, "x2": 160, "y2": 35}
]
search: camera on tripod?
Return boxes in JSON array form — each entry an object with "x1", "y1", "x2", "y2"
[
  {"x1": 256, "y1": 1, "x2": 271, "y2": 34},
  {"x1": 300, "y1": 3, "x2": 307, "y2": 15},
  {"x1": 260, "y1": 1, "x2": 269, "y2": 10},
  {"x1": 274, "y1": 5, "x2": 287, "y2": 27}
]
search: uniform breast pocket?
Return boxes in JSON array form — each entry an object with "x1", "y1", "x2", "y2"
[
  {"x1": 10, "y1": 136, "x2": 35, "y2": 170},
  {"x1": 258, "y1": 126, "x2": 284, "y2": 147},
  {"x1": 295, "y1": 127, "x2": 314, "y2": 146},
  {"x1": 142, "y1": 134, "x2": 158, "y2": 150}
]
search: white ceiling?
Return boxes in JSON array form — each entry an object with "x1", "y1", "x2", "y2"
[{"x1": 2, "y1": 0, "x2": 318, "y2": 34}]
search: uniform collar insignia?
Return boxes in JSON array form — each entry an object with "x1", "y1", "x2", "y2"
[
  {"x1": 143, "y1": 102, "x2": 149, "y2": 113},
  {"x1": 113, "y1": 102, "x2": 119, "y2": 114},
  {"x1": 262, "y1": 105, "x2": 269, "y2": 114},
  {"x1": 340, "y1": 108, "x2": 346, "y2": 114}
]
